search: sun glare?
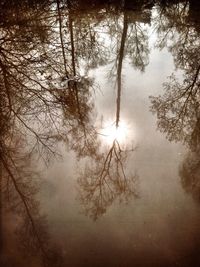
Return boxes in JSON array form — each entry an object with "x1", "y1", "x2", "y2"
[{"x1": 101, "y1": 120, "x2": 129, "y2": 145}]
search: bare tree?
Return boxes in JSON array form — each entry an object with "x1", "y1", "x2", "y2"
[
  {"x1": 0, "y1": 2, "x2": 76, "y2": 266},
  {"x1": 77, "y1": 7, "x2": 139, "y2": 220},
  {"x1": 150, "y1": 1, "x2": 200, "y2": 149}
]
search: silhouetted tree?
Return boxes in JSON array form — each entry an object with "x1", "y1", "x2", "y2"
[
  {"x1": 150, "y1": 1, "x2": 200, "y2": 207},
  {"x1": 150, "y1": 0, "x2": 200, "y2": 149},
  {"x1": 0, "y1": 2, "x2": 74, "y2": 266},
  {"x1": 78, "y1": 139, "x2": 138, "y2": 220},
  {"x1": 77, "y1": 8, "x2": 139, "y2": 220}
]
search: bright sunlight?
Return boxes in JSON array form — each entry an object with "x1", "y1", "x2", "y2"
[{"x1": 100, "y1": 120, "x2": 129, "y2": 145}]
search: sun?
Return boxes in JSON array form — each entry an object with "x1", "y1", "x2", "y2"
[{"x1": 101, "y1": 120, "x2": 129, "y2": 145}]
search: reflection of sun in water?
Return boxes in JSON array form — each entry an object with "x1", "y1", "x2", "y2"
[{"x1": 101, "y1": 120, "x2": 129, "y2": 145}]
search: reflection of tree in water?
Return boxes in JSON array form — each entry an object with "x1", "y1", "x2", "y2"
[
  {"x1": 54, "y1": 0, "x2": 152, "y2": 162},
  {"x1": 53, "y1": 1, "x2": 151, "y2": 221},
  {"x1": 125, "y1": 7, "x2": 150, "y2": 72},
  {"x1": 77, "y1": 3, "x2": 146, "y2": 220},
  {"x1": 151, "y1": 0, "x2": 200, "y2": 146},
  {"x1": 150, "y1": 63, "x2": 200, "y2": 148},
  {"x1": 55, "y1": 0, "x2": 104, "y2": 158},
  {"x1": 0, "y1": 4, "x2": 71, "y2": 267},
  {"x1": 3, "y1": 0, "x2": 200, "y2": 264},
  {"x1": 150, "y1": 1, "x2": 200, "y2": 203},
  {"x1": 107, "y1": 2, "x2": 150, "y2": 75},
  {"x1": 0, "y1": 1, "x2": 91, "y2": 266},
  {"x1": 179, "y1": 150, "x2": 200, "y2": 203},
  {"x1": 0, "y1": 0, "x2": 146, "y2": 265},
  {"x1": 0, "y1": 1, "x2": 111, "y2": 263},
  {"x1": 78, "y1": 139, "x2": 138, "y2": 220}
]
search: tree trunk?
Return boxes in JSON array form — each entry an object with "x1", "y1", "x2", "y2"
[{"x1": 116, "y1": 11, "x2": 128, "y2": 127}]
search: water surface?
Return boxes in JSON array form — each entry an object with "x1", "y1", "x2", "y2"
[{"x1": 1, "y1": 1, "x2": 200, "y2": 266}]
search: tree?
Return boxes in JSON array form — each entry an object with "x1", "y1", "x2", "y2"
[
  {"x1": 150, "y1": 0, "x2": 200, "y2": 205},
  {"x1": 0, "y1": 2, "x2": 74, "y2": 266},
  {"x1": 77, "y1": 7, "x2": 140, "y2": 220},
  {"x1": 150, "y1": 0, "x2": 200, "y2": 150}
]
